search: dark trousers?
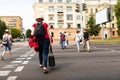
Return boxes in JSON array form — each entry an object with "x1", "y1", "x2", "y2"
[{"x1": 38, "y1": 38, "x2": 50, "y2": 67}]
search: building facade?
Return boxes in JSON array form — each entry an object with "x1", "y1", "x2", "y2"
[
  {"x1": 33, "y1": 0, "x2": 118, "y2": 40},
  {"x1": 0, "y1": 16, "x2": 23, "y2": 32},
  {"x1": 84, "y1": 0, "x2": 118, "y2": 39}
]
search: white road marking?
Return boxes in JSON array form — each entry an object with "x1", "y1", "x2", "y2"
[
  {"x1": 26, "y1": 57, "x2": 32, "y2": 60},
  {"x1": 7, "y1": 76, "x2": 17, "y2": 80},
  {"x1": 11, "y1": 61, "x2": 22, "y2": 64},
  {"x1": 3, "y1": 64, "x2": 17, "y2": 69},
  {"x1": 14, "y1": 66, "x2": 24, "y2": 72},
  {"x1": 0, "y1": 71, "x2": 11, "y2": 76},
  {"x1": 22, "y1": 61, "x2": 29, "y2": 64},
  {"x1": 16, "y1": 58, "x2": 26, "y2": 60},
  {"x1": 110, "y1": 50, "x2": 116, "y2": 52},
  {"x1": 29, "y1": 53, "x2": 35, "y2": 57}
]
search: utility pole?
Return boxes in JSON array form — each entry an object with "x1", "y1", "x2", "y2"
[{"x1": 109, "y1": 0, "x2": 112, "y2": 39}]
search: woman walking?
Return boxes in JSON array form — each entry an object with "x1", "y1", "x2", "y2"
[
  {"x1": 1, "y1": 29, "x2": 13, "y2": 60},
  {"x1": 75, "y1": 31, "x2": 83, "y2": 53},
  {"x1": 31, "y1": 16, "x2": 52, "y2": 73}
]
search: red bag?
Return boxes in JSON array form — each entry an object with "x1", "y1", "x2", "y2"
[{"x1": 28, "y1": 36, "x2": 39, "y2": 51}]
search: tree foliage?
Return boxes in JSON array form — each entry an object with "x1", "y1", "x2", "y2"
[
  {"x1": 0, "y1": 20, "x2": 7, "y2": 39},
  {"x1": 87, "y1": 15, "x2": 101, "y2": 36},
  {"x1": 26, "y1": 29, "x2": 31, "y2": 38},
  {"x1": 114, "y1": 0, "x2": 120, "y2": 36},
  {"x1": 10, "y1": 28, "x2": 21, "y2": 38}
]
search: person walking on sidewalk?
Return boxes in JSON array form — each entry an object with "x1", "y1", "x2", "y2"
[
  {"x1": 83, "y1": 29, "x2": 90, "y2": 52},
  {"x1": 75, "y1": 31, "x2": 83, "y2": 53},
  {"x1": 31, "y1": 16, "x2": 52, "y2": 73},
  {"x1": 1, "y1": 29, "x2": 13, "y2": 60}
]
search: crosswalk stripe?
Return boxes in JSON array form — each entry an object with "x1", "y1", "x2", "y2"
[
  {"x1": 22, "y1": 61, "x2": 29, "y2": 64},
  {"x1": 3, "y1": 64, "x2": 17, "y2": 69},
  {"x1": 11, "y1": 61, "x2": 22, "y2": 64},
  {"x1": 16, "y1": 58, "x2": 26, "y2": 60},
  {"x1": 14, "y1": 66, "x2": 24, "y2": 72},
  {"x1": 7, "y1": 76, "x2": 17, "y2": 80},
  {"x1": 26, "y1": 57, "x2": 32, "y2": 60},
  {"x1": 0, "y1": 71, "x2": 11, "y2": 76}
]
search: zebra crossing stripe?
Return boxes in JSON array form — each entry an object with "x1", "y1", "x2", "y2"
[
  {"x1": 14, "y1": 66, "x2": 24, "y2": 72},
  {"x1": 16, "y1": 58, "x2": 26, "y2": 60},
  {"x1": 3, "y1": 65, "x2": 17, "y2": 69},
  {"x1": 26, "y1": 57, "x2": 32, "y2": 60},
  {"x1": 11, "y1": 61, "x2": 22, "y2": 64},
  {"x1": 0, "y1": 71, "x2": 11, "y2": 76},
  {"x1": 7, "y1": 76, "x2": 17, "y2": 80},
  {"x1": 22, "y1": 61, "x2": 29, "y2": 64}
]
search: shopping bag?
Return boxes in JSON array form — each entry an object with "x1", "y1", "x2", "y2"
[
  {"x1": 28, "y1": 36, "x2": 39, "y2": 52},
  {"x1": 48, "y1": 46, "x2": 55, "y2": 66}
]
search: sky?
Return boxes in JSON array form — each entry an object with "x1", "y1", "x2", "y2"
[{"x1": 0, "y1": 0, "x2": 34, "y2": 30}]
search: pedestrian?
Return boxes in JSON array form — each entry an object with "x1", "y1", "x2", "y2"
[
  {"x1": 74, "y1": 31, "x2": 83, "y2": 53},
  {"x1": 1, "y1": 29, "x2": 13, "y2": 60},
  {"x1": 83, "y1": 29, "x2": 90, "y2": 52},
  {"x1": 31, "y1": 16, "x2": 52, "y2": 73},
  {"x1": 64, "y1": 31, "x2": 68, "y2": 48},
  {"x1": 59, "y1": 32, "x2": 65, "y2": 49}
]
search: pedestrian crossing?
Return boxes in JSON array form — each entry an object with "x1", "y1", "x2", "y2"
[
  {"x1": 0, "y1": 44, "x2": 120, "y2": 80},
  {"x1": 0, "y1": 48, "x2": 35, "y2": 80}
]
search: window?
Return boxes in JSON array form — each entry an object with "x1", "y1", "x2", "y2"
[
  {"x1": 77, "y1": 24, "x2": 81, "y2": 29},
  {"x1": 39, "y1": 0, "x2": 43, "y2": 3},
  {"x1": 49, "y1": 16, "x2": 54, "y2": 20},
  {"x1": 58, "y1": 15, "x2": 63, "y2": 20},
  {"x1": 49, "y1": 23, "x2": 54, "y2": 29},
  {"x1": 95, "y1": 8, "x2": 98, "y2": 12},
  {"x1": 67, "y1": 23, "x2": 71, "y2": 28},
  {"x1": 67, "y1": 14, "x2": 73, "y2": 20},
  {"x1": 49, "y1": 0, "x2": 53, "y2": 3},
  {"x1": 58, "y1": 24, "x2": 63, "y2": 28},
  {"x1": 112, "y1": 16, "x2": 114, "y2": 20},
  {"x1": 66, "y1": 0, "x2": 71, "y2": 3},
  {"x1": 58, "y1": 6, "x2": 63, "y2": 12},
  {"x1": 112, "y1": 31, "x2": 115, "y2": 36},
  {"x1": 77, "y1": 15, "x2": 81, "y2": 20},
  {"x1": 49, "y1": 6, "x2": 54, "y2": 12},
  {"x1": 58, "y1": 0, "x2": 62, "y2": 3},
  {"x1": 66, "y1": 6, "x2": 72, "y2": 12},
  {"x1": 112, "y1": 23, "x2": 114, "y2": 28}
]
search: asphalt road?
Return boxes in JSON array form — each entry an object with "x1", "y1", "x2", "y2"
[{"x1": 0, "y1": 41, "x2": 120, "y2": 80}]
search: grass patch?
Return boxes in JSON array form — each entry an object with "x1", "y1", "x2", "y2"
[{"x1": 90, "y1": 38, "x2": 120, "y2": 43}]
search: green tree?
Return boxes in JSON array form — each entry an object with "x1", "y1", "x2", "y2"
[
  {"x1": 10, "y1": 28, "x2": 21, "y2": 38},
  {"x1": 0, "y1": 20, "x2": 7, "y2": 39},
  {"x1": 114, "y1": 0, "x2": 120, "y2": 36},
  {"x1": 87, "y1": 15, "x2": 101, "y2": 36},
  {"x1": 26, "y1": 29, "x2": 31, "y2": 38}
]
